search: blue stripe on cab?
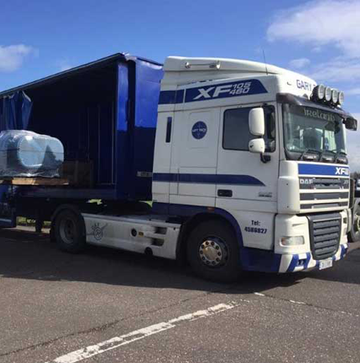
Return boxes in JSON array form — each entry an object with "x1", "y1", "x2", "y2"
[
  {"x1": 158, "y1": 90, "x2": 184, "y2": 105},
  {"x1": 184, "y1": 79, "x2": 267, "y2": 103},
  {"x1": 298, "y1": 163, "x2": 349, "y2": 176},
  {"x1": 158, "y1": 79, "x2": 267, "y2": 105},
  {"x1": 152, "y1": 173, "x2": 265, "y2": 186}
]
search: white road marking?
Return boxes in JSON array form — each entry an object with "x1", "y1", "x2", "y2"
[
  {"x1": 289, "y1": 299, "x2": 306, "y2": 305},
  {"x1": 255, "y1": 292, "x2": 307, "y2": 306},
  {"x1": 254, "y1": 292, "x2": 265, "y2": 296},
  {"x1": 45, "y1": 302, "x2": 240, "y2": 363}
]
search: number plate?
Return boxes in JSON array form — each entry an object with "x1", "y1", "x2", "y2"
[{"x1": 319, "y1": 259, "x2": 333, "y2": 270}]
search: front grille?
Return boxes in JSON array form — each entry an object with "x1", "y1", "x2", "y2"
[
  {"x1": 308, "y1": 213, "x2": 341, "y2": 260},
  {"x1": 300, "y1": 192, "x2": 349, "y2": 201},
  {"x1": 299, "y1": 177, "x2": 349, "y2": 190},
  {"x1": 300, "y1": 177, "x2": 349, "y2": 211}
]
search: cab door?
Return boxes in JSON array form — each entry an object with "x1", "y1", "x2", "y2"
[{"x1": 216, "y1": 104, "x2": 279, "y2": 249}]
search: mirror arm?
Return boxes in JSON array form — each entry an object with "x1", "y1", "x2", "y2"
[{"x1": 260, "y1": 154, "x2": 271, "y2": 163}]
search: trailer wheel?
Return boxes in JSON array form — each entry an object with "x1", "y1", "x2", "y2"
[
  {"x1": 187, "y1": 220, "x2": 241, "y2": 282},
  {"x1": 54, "y1": 209, "x2": 86, "y2": 253},
  {"x1": 349, "y1": 200, "x2": 360, "y2": 242}
]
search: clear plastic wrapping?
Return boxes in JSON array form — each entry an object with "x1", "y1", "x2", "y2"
[{"x1": 0, "y1": 130, "x2": 64, "y2": 178}]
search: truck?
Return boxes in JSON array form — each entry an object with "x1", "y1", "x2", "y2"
[{"x1": 0, "y1": 53, "x2": 357, "y2": 282}]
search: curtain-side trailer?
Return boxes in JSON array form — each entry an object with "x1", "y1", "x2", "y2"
[{"x1": 0, "y1": 53, "x2": 163, "y2": 228}]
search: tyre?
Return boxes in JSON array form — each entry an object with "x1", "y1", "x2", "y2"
[
  {"x1": 54, "y1": 208, "x2": 86, "y2": 253},
  {"x1": 349, "y1": 200, "x2": 360, "y2": 242},
  {"x1": 187, "y1": 220, "x2": 241, "y2": 282}
]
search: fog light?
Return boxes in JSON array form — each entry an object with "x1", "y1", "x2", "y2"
[
  {"x1": 314, "y1": 84, "x2": 325, "y2": 100},
  {"x1": 325, "y1": 87, "x2": 332, "y2": 102},
  {"x1": 338, "y1": 91, "x2": 345, "y2": 105},
  {"x1": 331, "y1": 89, "x2": 339, "y2": 104},
  {"x1": 280, "y1": 236, "x2": 305, "y2": 246}
]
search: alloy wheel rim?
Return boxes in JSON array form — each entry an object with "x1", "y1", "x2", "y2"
[{"x1": 199, "y1": 237, "x2": 228, "y2": 268}]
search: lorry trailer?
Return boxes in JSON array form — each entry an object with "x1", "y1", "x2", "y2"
[{"x1": 0, "y1": 53, "x2": 357, "y2": 282}]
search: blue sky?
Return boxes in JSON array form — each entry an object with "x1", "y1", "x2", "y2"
[{"x1": 1, "y1": 0, "x2": 360, "y2": 167}]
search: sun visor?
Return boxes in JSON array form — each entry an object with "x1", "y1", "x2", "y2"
[{"x1": 277, "y1": 93, "x2": 357, "y2": 129}]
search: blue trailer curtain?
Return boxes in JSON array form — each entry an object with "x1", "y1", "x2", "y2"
[{"x1": 0, "y1": 91, "x2": 32, "y2": 130}]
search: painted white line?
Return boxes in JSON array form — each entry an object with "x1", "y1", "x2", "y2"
[
  {"x1": 289, "y1": 299, "x2": 306, "y2": 305},
  {"x1": 46, "y1": 302, "x2": 240, "y2": 363},
  {"x1": 254, "y1": 292, "x2": 307, "y2": 306},
  {"x1": 254, "y1": 292, "x2": 265, "y2": 297}
]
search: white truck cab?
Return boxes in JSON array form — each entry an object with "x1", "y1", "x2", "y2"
[{"x1": 150, "y1": 56, "x2": 356, "y2": 278}]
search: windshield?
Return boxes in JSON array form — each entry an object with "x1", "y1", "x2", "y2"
[{"x1": 283, "y1": 104, "x2": 346, "y2": 161}]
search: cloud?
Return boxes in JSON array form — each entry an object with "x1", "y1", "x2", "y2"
[
  {"x1": 309, "y1": 58, "x2": 360, "y2": 83},
  {"x1": 267, "y1": 0, "x2": 360, "y2": 58},
  {"x1": 346, "y1": 88, "x2": 360, "y2": 96},
  {"x1": 267, "y1": 1, "x2": 360, "y2": 85},
  {"x1": 289, "y1": 58, "x2": 310, "y2": 69},
  {"x1": 0, "y1": 44, "x2": 37, "y2": 72}
]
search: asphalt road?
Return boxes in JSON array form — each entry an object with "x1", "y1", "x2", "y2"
[{"x1": 1, "y1": 228, "x2": 360, "y2": 363}]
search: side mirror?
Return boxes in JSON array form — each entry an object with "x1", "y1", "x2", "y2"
[
  {"x1": 249, "y1": 139, "x2": 265, "y2": 154},
  {"x1": 249, "y1": 108, "x2": 265, "y2": 136},
  {"x1": 345, "y1": 117, "x2": 357, "y2": 131}
]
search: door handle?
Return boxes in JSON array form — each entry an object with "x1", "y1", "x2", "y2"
[{"x1": 218, "y1": 189, "x2": 233, "y2": 197}]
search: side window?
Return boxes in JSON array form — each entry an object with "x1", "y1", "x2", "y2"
[
  {"x1": 223, "y1": 108, "x2": 252, "y2": 150},
  {"x1": 264, "y1": 106, "x2": 276, "y2": 152},
  {"x1": 223, "y1": 106, "x2": 276, "y2": 152}
]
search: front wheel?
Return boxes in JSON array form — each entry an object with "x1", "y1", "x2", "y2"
[{"x1": 187, "y1": 220, "x2": 241, "y2": 282}]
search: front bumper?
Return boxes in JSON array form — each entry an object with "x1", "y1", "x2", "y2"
[
  {"x1": 241, "y1": 243, "x2": 348, "y2": 273},
  {"x1": 278, "y1": 243, "x2": 348, "y2": 273}
]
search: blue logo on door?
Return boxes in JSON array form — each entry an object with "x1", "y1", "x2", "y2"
[{"x1": 192, "y1": 121, "x2": 207, "y2": 139}]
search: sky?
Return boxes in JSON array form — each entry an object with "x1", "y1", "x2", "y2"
[{"x1": 1, "y1": 0, "x2": 360, "y2": 169}]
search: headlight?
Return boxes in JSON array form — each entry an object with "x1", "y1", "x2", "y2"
[
  {"x1": 325, "y1": 86, "x2": 332, "y2": 102},
  {"x1": 280, "y1": 236, "x2": 305, "y2": 246}
]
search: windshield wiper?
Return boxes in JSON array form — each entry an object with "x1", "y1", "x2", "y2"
[{"x1": 301, "y1": 148, "x2": 321, "y2": 161}]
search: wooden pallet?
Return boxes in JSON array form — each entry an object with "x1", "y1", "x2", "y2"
[{"x1": 0, "y1": 177, "x2": 69, "y2": 186}]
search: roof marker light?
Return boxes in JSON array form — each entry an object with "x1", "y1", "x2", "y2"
[{"x1": 184, "y1": 61, "x2": 220, "y2": 70}]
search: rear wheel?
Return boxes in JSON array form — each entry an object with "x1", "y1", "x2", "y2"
[
  {"x1": 349, "y1": 200, "x2": 360, "y2": 242},
  {"x1": 54, "y1": 209, "x2": 86, "y2": 253},
  {"x1": 187, "y1": 220, "x2": 241, "y2": 282}
]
